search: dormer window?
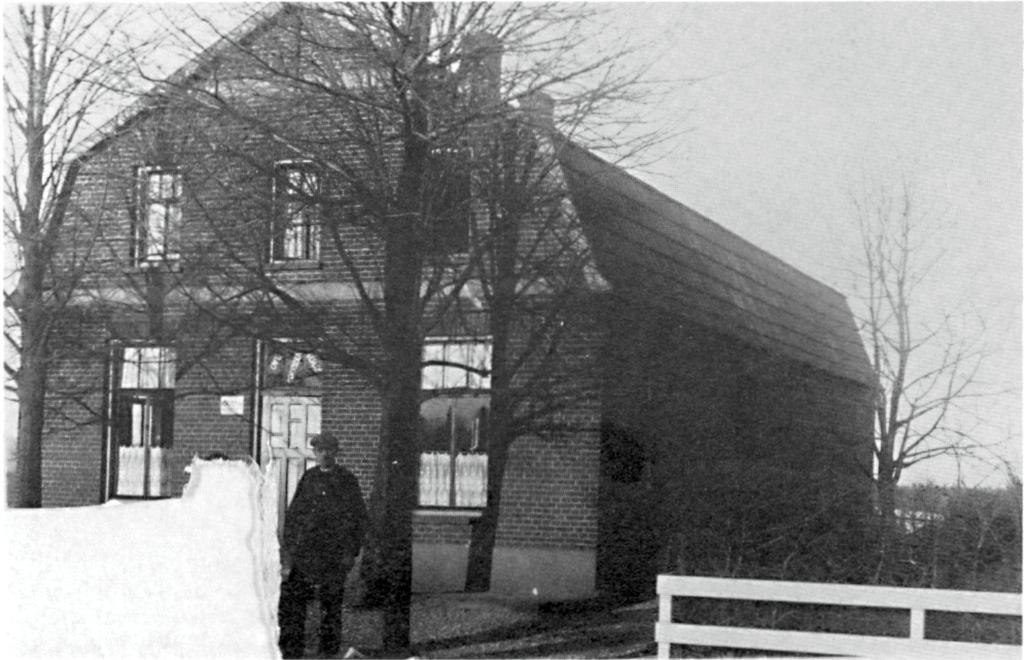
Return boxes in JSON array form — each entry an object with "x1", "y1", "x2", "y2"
[
  {"x1": 135, "y1": 167, "x2": 182, "y2": 265},
  {"x1": 272, "y1": 161, "x2": 320, "y2": 262}
]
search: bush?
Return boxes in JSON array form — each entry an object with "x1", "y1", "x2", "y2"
[{"x1": 885, "y1": 480, "x2": 1022, "y2": 592}]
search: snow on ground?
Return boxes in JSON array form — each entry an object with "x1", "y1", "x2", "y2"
[{"x1": 3, "y1": 459, "x2": 281, "y2": 659}]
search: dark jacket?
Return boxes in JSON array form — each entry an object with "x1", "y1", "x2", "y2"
[{"x1": 283, "y1": 465, "x2": 367, "y2": 582}]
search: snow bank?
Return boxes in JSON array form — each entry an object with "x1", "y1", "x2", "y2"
[{"x1": 4, "y1": 458, "x2": 281, "y2": 659}]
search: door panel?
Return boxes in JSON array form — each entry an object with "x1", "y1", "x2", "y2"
[{"x1": 261, "y1": 395, "x2": 321, "y2": 535}]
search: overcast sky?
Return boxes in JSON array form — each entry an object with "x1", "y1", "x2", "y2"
[{"x1": 590, "y1": 2, "x2": 1021, "y2": 486}]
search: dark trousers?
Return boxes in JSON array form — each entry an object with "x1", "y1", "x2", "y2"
[{"x1": 279, "y1": 569, "x2": 345, "y2": 659}]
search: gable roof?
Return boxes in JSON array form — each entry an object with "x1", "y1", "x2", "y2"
[
  {"x1": 77, "y1": 6, "x2": 874, "y2": 389},
  {"x1": 557, "y1": 139, "x2": 875, "y2": 388},
  {"x1": 79, "y1": 4, "x2": 290, "y2": 160}
]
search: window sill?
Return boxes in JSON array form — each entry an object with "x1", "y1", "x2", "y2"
[
  {"x1": 268, "y1": 259, "x2": 322, "y2": 271},
  {"x1": 414, "y1": 507, "x2": 484, "y2": 520}
]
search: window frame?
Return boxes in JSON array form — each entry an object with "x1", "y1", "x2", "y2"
[
  {"x1": 421, "y1": 336, "x2": 491, "y2": 392},
  {"x1": 271, "y1": 159, "x2": 322, "y2": 263},
  {"x1": 135, "y1": 166, "x2": 183, "y2": 266},
  {"x1": 418, "y1": 336, "x2": 491, "y2": 509}
]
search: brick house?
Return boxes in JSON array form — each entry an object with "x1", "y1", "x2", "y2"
[{"x1": 40, "y1": 6, "x2": 875, "y2": 598}]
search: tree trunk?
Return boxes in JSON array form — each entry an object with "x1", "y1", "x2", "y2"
[
  {"x1": 13, "y1": 55, "x2": 49, "y2": 508},
  {"x1": 364, "y1": 363, "x2": 421, "y2": 651},
  {"x1": 873, "y1": 447, "x2": 899, "y2": 583},
  {"x1": 464, "y1": 179, "x2": 518, "y2": 591},
  {"x1": 361, "y1": 219, "x2": 424, "y2": 651},
  {"x1": 462, "y1": 312, "x2": 514, "y2": 592},
  {"x1": 361, "y1": 6, "x2": 432, "y2": 645},
  {"x1": 464, "y1": 417, "x2": 510, "y2": 591},
  {"x1": 15, "y1": 341, "x2": 46, "y2": 508}
]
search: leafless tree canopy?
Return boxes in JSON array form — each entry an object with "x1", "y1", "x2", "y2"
[
  {"x1": 851, "y1": 181, "x2": 994, "y2": 520},
  {"x1": 4, "y1": 5, "x2": 155, "y2": 507},
  {"x1": 86, "y1": 3, "x2": 669, "y2": 649}
]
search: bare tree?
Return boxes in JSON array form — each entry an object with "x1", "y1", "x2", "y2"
[
  {"x1": 458, "y1": 120, "x2": 605, "y2": 591},
  {"x1": 133, "y1": 2, "x2": 664, "y2": 648},
  {"x1": 3, "y1": 5, "x2": 153, "y2": 507},
  {"x1": 851, "y1": 181, "x2": 991, "y2": 524}
]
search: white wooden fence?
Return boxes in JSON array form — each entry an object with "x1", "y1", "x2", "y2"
[{"x1": 656, "y1": 575, "x2": 1021, "y2": 659}]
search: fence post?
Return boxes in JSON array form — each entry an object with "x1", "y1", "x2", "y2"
[
  {"x1": 658, "y1": 590, "x2": 672, "y2": 658},
  {"x1": 910, "y1": 608, "x2": 925, "y2": 640}
]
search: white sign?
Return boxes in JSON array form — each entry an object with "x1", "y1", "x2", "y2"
[{"x1": 219, "y1": 395, "x2": 245, "y2": 416}]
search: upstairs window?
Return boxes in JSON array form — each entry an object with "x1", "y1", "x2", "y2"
[
  {"x1": 135, "y1": 167, "x2": 182, "y2": 265},
  {"x1": 419, "y1": 338, "x2": 490, "y2": 508},
  {"x1": 427, "y1": 147, "x2": 472, "y2": 254},
  {"x1": 112, "y1": 346, "x2": 176, "y2": 498},
  {"x1": 272, "y1": 161, "x2": 320, "y2": 262}
]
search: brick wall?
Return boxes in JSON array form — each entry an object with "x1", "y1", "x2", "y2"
[
  {"x1": 322, "y1": 353, "x2": 382, "y2": 500},
  {"x1": 497, "y1": 433, "x2": 599, "y2": 550},
  {"x1": 44, "y1": 9, "x2": 605, "y2": 561},
  {"x1": 41, "y1": 304, "x2": 605, "y2": 556},
  {"x1": 169, "y1": 335, "x2": 257, "y2": 494},
  {"x1": 42, "y1": 313, "x2": 110, "y2": 506}
]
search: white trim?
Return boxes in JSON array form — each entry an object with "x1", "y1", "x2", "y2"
[
  {"x1": 656, "y1": 575, "x2": 1021, "y2": 615},
  {"x1": 655, "y1": 575, "x2": 1021, "y2": 659},
  {"x1": 413, "y1": 508, "x2": 483, "y2": 519}
]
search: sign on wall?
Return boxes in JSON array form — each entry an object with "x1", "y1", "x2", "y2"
[{"x1": 219, "y1": 395, "x2": 245, "y2": 416}]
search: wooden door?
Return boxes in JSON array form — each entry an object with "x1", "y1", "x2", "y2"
[{"x1": 261, "y1": 395, "x2": 321, "y2": 534}]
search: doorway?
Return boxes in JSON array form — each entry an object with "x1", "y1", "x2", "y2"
[{"x1": 261, "y1": 394, "x2": 321, "y2": 535}]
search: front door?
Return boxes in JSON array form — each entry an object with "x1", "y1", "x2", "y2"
[{"x1": 261, "y1": 395, "x2": 321, "y2": 534}]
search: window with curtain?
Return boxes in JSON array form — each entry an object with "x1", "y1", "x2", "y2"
[{"x1": 418, "y1": 338, "x2": 490, "y2": 508}]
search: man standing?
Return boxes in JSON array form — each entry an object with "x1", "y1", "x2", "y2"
[{"x1": 279, "y1": 432, "x2": 367, "y2": 659}]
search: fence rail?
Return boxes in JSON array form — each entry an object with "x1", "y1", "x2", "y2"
[{"x1": 656, "y1": 575, "x2": 1021, "y2": 659}]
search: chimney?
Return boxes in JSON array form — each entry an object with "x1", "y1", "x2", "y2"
[
  {"x1": 520, "y1": 91, "x2": 555, "y2": 133},
  {"x1": 462, "y1": 32, "x2": 502, "y2": 107}
]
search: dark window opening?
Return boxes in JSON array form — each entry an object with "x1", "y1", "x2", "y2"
[
  {"x1": 272, "y1": 161, "x2": 320, "y2": 261},
  {"x1": 427, "y1": 147, "x2": 471, "y2": 254},
  {"x1": 134, "y1": 167, "x2": 182, "y2": 265},
  {"x1": 600, "y1": 421, "x2": 647, "y2": 484}
]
